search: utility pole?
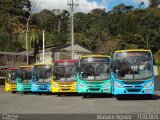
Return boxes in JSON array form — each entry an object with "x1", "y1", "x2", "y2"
[
  {"x1": 43, "y1": 31, "x2": 45, "y2": 63},
  {"x1": 26, "y1": 17, "x2": 30, "y2": 65},
  {"x1": 67, "y1": 0, "x2": 79, "y2": 59},
  {"x1": 16, "y1": 13, "x2": 31, "y2": 65}
]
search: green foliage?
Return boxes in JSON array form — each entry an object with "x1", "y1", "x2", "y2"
[
  {"x1": 0, "y1": 0, "x2": 31, "y2": 52},
  {"x1": 149, "y1": 0, "x2": 160, "y2": 8},
  {"x1": 0, "y1": 1, "x2": 160, "y2": 55}
]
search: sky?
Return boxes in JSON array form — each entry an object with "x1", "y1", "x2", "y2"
[{"x1": 31, "y1": 0, "x2": 150, "y2": 13}]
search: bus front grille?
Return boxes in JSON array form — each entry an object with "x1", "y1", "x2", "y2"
[
  {"x1": 127, "y1": 89, "x2": 141, "y2": 92},
  {"x1": 23, "y1": 88, "x2": 31, "y2": 90},
  {"x1": 61, "y1": 89, "x2": 70, "y2": 91},
  {"x1": 39, "y1": 88, "x2": 48, "y2": 90},
  {"x1": 89, "y1": 88, "x2": 100, "y2": 91}
]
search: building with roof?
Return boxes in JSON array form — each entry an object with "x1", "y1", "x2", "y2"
[
  {"x1": 36, "y1": 43, "x2": 93, "y2": 64},
  {"x1": 0, "y1": 51, "x2": 34, "y2": 68}
]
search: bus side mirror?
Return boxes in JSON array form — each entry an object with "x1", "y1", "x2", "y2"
[
  {"x1": 78, "y1": 71, "x2": 83, "y2": 78},
  {"x1": 116, "y1": 70, "x2": 119, "y2": 77},
  {"x1": 32, "y1": 76, "x2": 36, "y2": 82},
  {"x1": 52, "y1": 76, "x2": 56, "y2": 80},
  {"x1": 17, "y1": 79, "x2": 22, "y2": 83}
]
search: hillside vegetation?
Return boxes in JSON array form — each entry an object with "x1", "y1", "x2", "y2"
[{"x1": 0, "y1": 0, "x2": 160, "y2": 55}]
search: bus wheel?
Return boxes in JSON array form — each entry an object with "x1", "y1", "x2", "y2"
[
  {"x1": 146, "y1": 95, "x2": 153, "y2": 100},
  {"x1": 12, "y1": 91, "x2": 16, "y2": 94},
  {"x1": 57, "y1": 94, "x2": 61, "y2": 96},
  {"x1": 107, "y1": 94, "x2": 113, "y2": 98},
  {"x1": 38, "y1": 93, "x2": 42, "y2": 95},
  {"x1": 83, "y1": 94, "x2": 89, "y2": 98},
  {"x1": 116, "y1": 95, "x2": 123, "y2": 100},
  {"x1": 23, "y1": 92, "x2": 28, "y2": 94}
]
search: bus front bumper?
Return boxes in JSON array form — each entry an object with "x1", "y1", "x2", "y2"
[
  {"x1": 113, "y1": 86, "x2": 154, "y2": 95},
  {"x1": 32, "y1": 84, "x2": 51, "y2": 92},
  {"x1": 77, "y1": 85, "x2": 112, "y2": 94},
  {"x1": 17, "y1": 84, "x2": 32, "y2": 92},
  {"x1": 5, "y1": 86, "x2": 17, "y2": 92},
  {"x1": 51, "y1": 86, "x2": 77, "y2": 93}
]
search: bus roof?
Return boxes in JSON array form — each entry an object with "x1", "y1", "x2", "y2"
[
  {"x1": 54, "y1": 59, "x2": 78, "y2": 63},
  {"x1": 80, "y1": 54, "x2": 110, "y2": 58},
  {"x1": 7, "y1": 68, "x2": 18, "y2": 70},
  {"x1": 34, "y1": 63, "x2": 53, "y2": 66},
  {"x1": 0, "y1": 67, "x2": 8, "y2": 70},
  {"x1": 19, "y1": 65, "x2": 33, "y2": 68},
  {"x1": 115, "y1": 49, "x2": 151, "y2": 53}
]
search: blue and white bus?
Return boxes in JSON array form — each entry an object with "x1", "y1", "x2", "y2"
[
  {"x1": 77, "y1": 55, "x2": 112, "y2": 97},
  {"x1": 112, "y1": 49, "x2": 154, "y2": 99},
  {"x1": 31, "y1": 64, "x2": 53, "y2": 94}
]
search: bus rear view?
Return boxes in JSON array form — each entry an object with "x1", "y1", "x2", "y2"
[
  {"x1": 113, "y1": 50, "x2": 154, "y2": 99},
  {"x1": 77, "y1": 55, "x2": 112, "y2": 97}
]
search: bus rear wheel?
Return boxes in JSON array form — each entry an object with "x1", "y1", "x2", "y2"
[{"x1": 12, "y1": 91, "x2": 16, "y2": 94}]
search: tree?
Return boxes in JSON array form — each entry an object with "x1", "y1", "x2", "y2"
[
  {"x1": 0, "y1": 0, "x2": 31, "y2": 52},
  {"x1": 139, "y1": 2, "x2": 144, "y2": 9},
  {"x1": 116, "y1": 33, "x2": 145, "y2": 49},
  {"x1": 149, "y1": 0, "x2": 160, "y2": 8}
]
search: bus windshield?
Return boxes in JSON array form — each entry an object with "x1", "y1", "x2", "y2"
[
  {"x1": 54, "y1": 62, "x2": 77, "y2": 82},
  {"x1": 7, "y1": 70, "x2": 17, "y2": 83},
  {"x1": 19, "y1": 67, "x2": 32, "y2": 83},
  {"x1": 114, "y1": 51, "x2": 153, "y2": 80},
  {"x1": 79, "y1": 57, "x2": 110, "y2": 81},
  {"x1": 33, "y1": 65, "x2": 52, "y2": 83}
]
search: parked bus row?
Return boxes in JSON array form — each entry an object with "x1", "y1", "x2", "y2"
[{"x1": 4, "y1": 49, "x2": 155, "y2": 99}]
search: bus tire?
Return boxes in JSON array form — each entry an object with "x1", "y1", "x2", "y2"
[
  {"x1": 83, "y1": 94, "x2": 89, "y2": 98},
  {"x1": 12, "y1": 91, "x2": 16, "y2": 94},
  {"x1": 23, "y1": 92, "x2": 28, "y2": 94},
  {"x1": 146, "y1": 94, "x2": 153, "y2": 100},
  {"x1": 107, "y1": 94, "x2": 113, "y2": 98},
  {"x1": 116, "y1": 95, "x2": 123, "y2": 100}
]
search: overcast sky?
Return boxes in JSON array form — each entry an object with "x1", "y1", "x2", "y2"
[{"x1": 31, "y1": 0, "x2": 149, "y2": 13}]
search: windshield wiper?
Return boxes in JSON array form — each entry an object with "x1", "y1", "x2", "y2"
[{"x1": 94, "y1": 63, "x2": 103, "y2": 80}]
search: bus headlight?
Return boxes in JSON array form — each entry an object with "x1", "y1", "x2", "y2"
[
  {"x1": 144, "y1": 81, "x2": 153, "y2": 88},
  {"x1": 114, "y1": 82, "x2": 123, "y2": 88},
  {"x1": 104, "y1": 82, "x2": 111, "y2": 87},
  {"x1": 32, "y1": 84, "x2": 38, "y2": 88},
  {"x1": 18, "y1": 84, "x2": 23, "y2": 88},
  {"x1": 79, "y1": 82, "x2": 86, "y2": 88},
  {"x1": 6, "y1": 84, "x2": 11, "y2": 87},
  {"x1": 53, "y1": 84, "x2": 59, "y2": 88}
]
